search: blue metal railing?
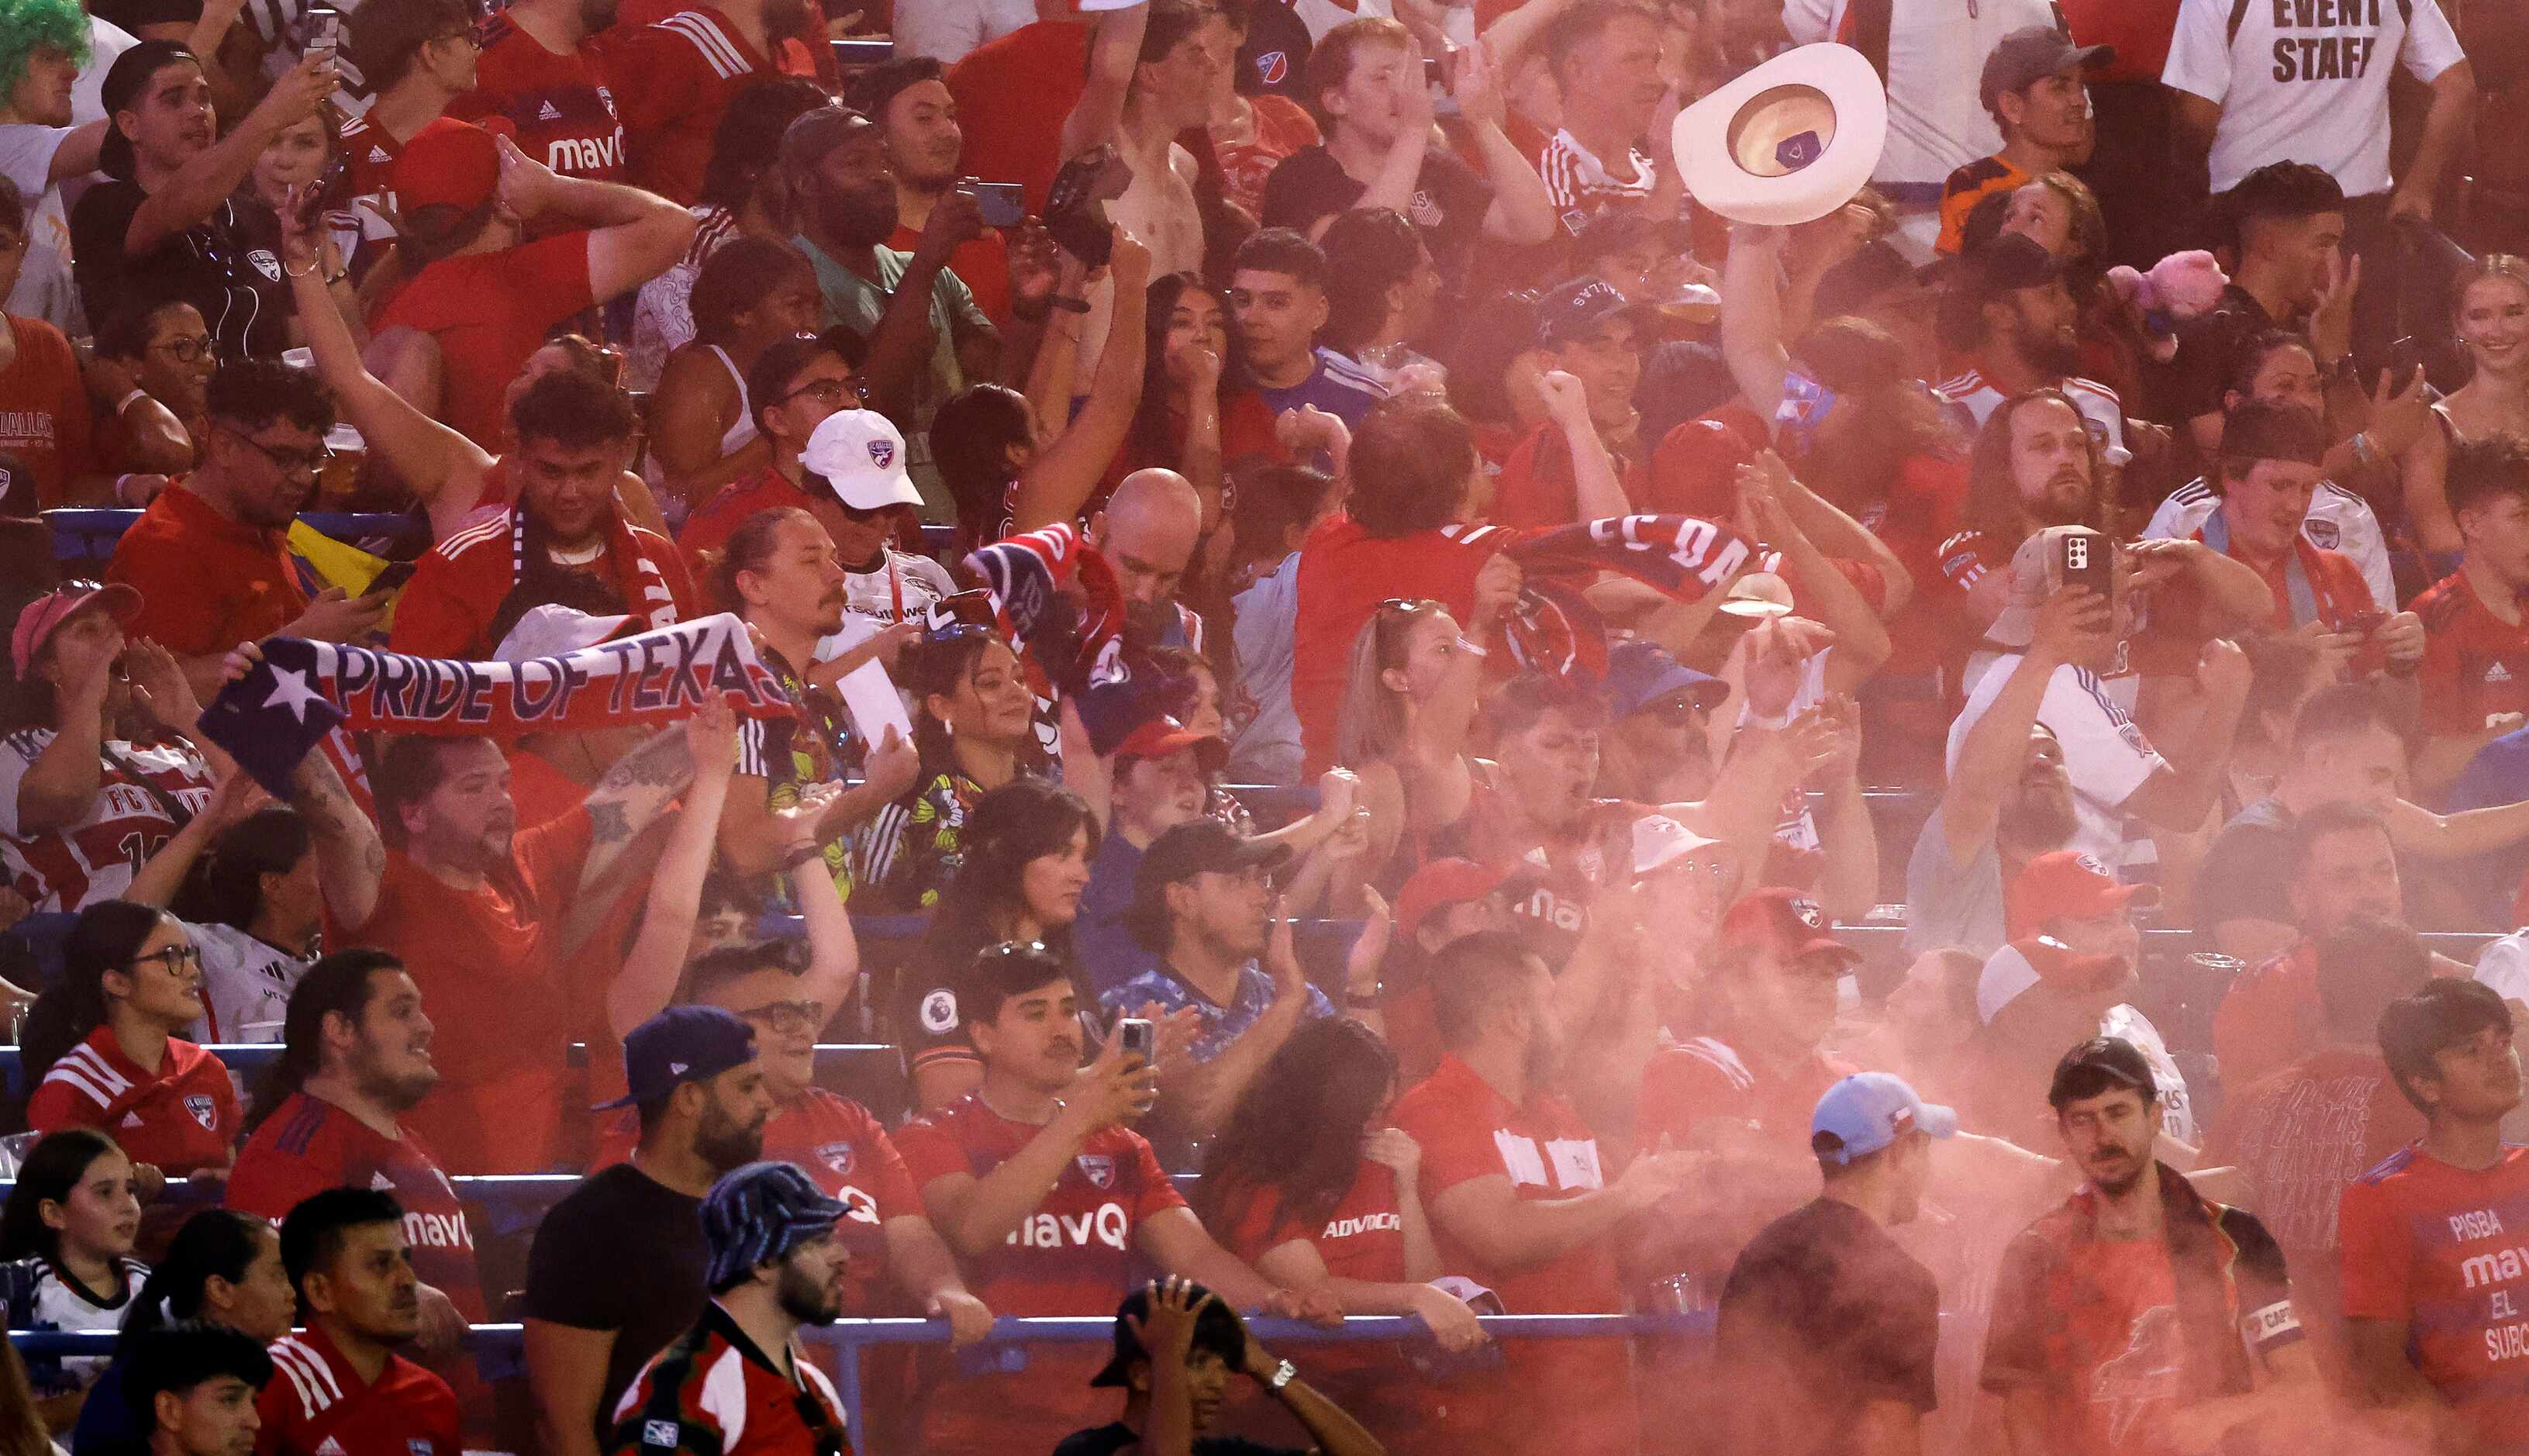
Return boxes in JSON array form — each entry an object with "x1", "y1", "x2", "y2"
[{"x1": 10, "y1": 1311, "x2": 1710, "y2": 1447}]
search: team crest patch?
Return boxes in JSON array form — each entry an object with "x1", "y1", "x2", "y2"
[
  {"x1": 1254, "y1": 50, "x2": 1286, "y2": 85},
  {"x1": 2076, "y1": 853, "x2": 2111, "y2": 877},
  {"x1": 919, "y1": 988, "x2": 958, "y2": 1035},
  {"x1": 643, "y1": 1420, "x2": 679, "y2": 1448},
  {"x1": 1788, "y1": 895, "x2": 1823, "y2": 929},
  {"x1": 185, "y1": 1094, "x2": 216, "y2": 1130},
  {"x1": 816, "y1": 1141, "x2": 855, "y2": 1176},
  {"x1": 2303, "y1": 519, "x2": 2340, "y2": 549},
  {"x1": 868, "y1": 438, "x2": 895, "y2": 470},
  {"x1": 247, "y1": 249, "x2": 283, "y2": 281},
  {"x1": 1076, "y1": 1154, "x2": 1115, "y2": 1189}
]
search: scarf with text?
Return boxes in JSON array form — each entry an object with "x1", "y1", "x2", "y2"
[
  {"x1": 197, "y1": 613, "x2": 792, "y2": 797},
  {"x1": 964, "y1": 523, "x2": 1187, "y2": 756},
  {"x1": 1500, "y1": 514, "x2": 1760, "y2": 678}
]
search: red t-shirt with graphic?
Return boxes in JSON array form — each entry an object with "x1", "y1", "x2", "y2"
[
  {"x1": 26, "y1": 1027, "x2": 238, "y2": 1176},
  {"x1": 1218, "y1": 1161, "x2": 1412, "y2": 1383},
  {"x1": 2413, "y1": 568, "x2": 2529, "y2": 737},
  {"x1": 2339, "y1": 1143, "x2": 2529, "y2": 1447},
  {"x1": 227, "y1": 1091, "x2": 488, "y2": 1323},
  {"x1": 0, "y1": 316, "x2": 95, "y2": 506},
  {"x1": 892, "y1": 1094, "x2": 1185, "y2": 1316}
]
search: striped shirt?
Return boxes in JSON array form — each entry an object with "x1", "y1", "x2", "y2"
[
  {"x1": 2143, "y1": 475, "x2": 2393, "y2": 614},
  {"x1": 1535, "y1": 127, "x2": 1658, "y2": 236}
]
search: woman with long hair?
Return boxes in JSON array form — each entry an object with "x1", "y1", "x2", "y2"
[
  {"x1": 854, "y1": 627, "x2": 1047, "y2": 914},
  {"x1": 0, "y1": 1129, "x2": 145, "y2": 1433},
  {"x1": 1334, "y1": 598, "x2": 1483, "y2": 896},
  {"x1": 892, "y1": 778, "x2": 1100, "y2": 1112},
  {"x1": 2401, "y1": 254, "x2": 2529, "y2": 558},
  {"x1": 19, "y1": 900, "x2": 238, "y2": 1178},
  {"x1": 650, "y1": 237, "x2": 823, "y2": 513},
  {"x1": 67, "y1": 1209, "x2": 292, "y2": 1456},
  {"x1": 1197, "y1": 1017, "x2": 1482, "y2": 1444}
]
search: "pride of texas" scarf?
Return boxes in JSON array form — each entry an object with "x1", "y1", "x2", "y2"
[{"x1": 197, "y1": 612, "x2": 794, "y2": 797}]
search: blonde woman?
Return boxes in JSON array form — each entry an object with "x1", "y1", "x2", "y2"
[{"x1": 2400, "y1": 254, "x2": 2529, "y2": 557}]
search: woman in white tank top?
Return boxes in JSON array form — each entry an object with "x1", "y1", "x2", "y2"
[{"x1": 649, "y1": 237, "x2": 826, "y2": 517}]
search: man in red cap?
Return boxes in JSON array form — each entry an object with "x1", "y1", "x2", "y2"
[
  {"x1": 1633, "y1": 888, "x2": 1863, "y2": 1289},
  {"x1": 371, "y1": 119, "x2": 695, "y2": 450},
  {"x1": 1072, "y1": 716, "x2": 1227, "y2": 992}
]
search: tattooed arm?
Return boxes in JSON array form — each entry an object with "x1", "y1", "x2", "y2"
[
  {"x1": 293, "y1": 744, "x2": 386, "y2": 931},
  {"x1": 557, "y1": 723, "x2": 698, "y2": 957}
]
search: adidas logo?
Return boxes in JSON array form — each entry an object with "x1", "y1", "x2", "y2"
[
  {"x1": 370, "y1": 1172, "x2": 396, "y2": 1192},
  {"x1": 2491, "y1": 664, "x2": 2515, "y2": 685},
  {"x1": 318, "y1": 1437, "x2": 347, "y2": 1456},
  {"x1": 367, "y1": 146, "x2": 388, "y2": 163},
  {"x1": 539, "y1": 101, "x2": 561, "y2": 121},
  {"x1": 120, "y1": 1112, "x2": 142, "y2": 1129}
]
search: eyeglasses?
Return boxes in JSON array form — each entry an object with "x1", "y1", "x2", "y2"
[
  {"x1": 155, "y1": 333, "x2": 216, "y2": 363},
  {"x1": 779, "y1": 376, "x2": 871, "y2": 407},
  {"x1": 737, "y1": 999, "x2": 826, "y2": 1035},
  {"x1": 1644, "y1": 695, "x2": 1710, "y2": 726},
  {"x1": 129, "y1": 944, "x2": 203, "y2": 975},
  {"x1": 223, "y1": 426, "x2": 333, "y2": 481}
]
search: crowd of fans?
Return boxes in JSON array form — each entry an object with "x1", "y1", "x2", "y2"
[{"x1": 0, "y1": 0, "x2": 2520, "y2": 1451}]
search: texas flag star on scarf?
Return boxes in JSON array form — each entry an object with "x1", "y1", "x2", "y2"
[{"x1": 199, "y1": 612, "x2": 793, "y2": 797}]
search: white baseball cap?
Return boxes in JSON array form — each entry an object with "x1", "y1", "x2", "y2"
[
  {"x1": 493, "y1": 604, "x2": 633, "y2": 663},
  {"x1": 1632, "y1": 814, "x2": 1725, "y2": 878},
  {"x1": 801, "y1": 409, "x2": 924, "y2": 512}
]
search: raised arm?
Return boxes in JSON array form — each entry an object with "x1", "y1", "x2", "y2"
[
  {"x1": 1010, "y1": 229, "x2": 1152, "y2": 530},
  {"x1": 493, "y1": 136, "x2": 698, "y2": 303},
  {"x1": 1537, "y1": 370, "x2": 1631, "y2": 520},
  {"x1": 1742, "y1": 451, "x2": 1889, "y2": 688},
  {"x1": 1942, "y1": 595, "x2": 2097, "y2": 865},
  {"x1": 608, "y1": 704, "x2": 738, "y2": 1037},
  {"x1": 125, "y1": 55, "x2": 327, "y2": 257},
  {"x1": 1451, "y1": 43, "x2": 1555, "y2": 245},
  {"x1": 1720, "y1": 223, "x2": 1791, "y2": 423},
  {"x1": 1060, "y1": 1, "x2": 1149, "y2": 161}
]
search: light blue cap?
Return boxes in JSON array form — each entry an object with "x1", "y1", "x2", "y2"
[{"x1": 1810, "y1": 1071, "x2": 1958, "y2": 1164}]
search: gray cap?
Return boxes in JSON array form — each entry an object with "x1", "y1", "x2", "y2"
[
  {"x1": 1979, "y1": 26, "x2": 2114, "y2": 116},
  {"x1": 780, "y1": 105, "x2": 877, "y2": 171}
]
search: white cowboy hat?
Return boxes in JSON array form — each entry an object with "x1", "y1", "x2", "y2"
[{"x1": 1672, "y1": 43, "x2": 1887, "y2": 227}]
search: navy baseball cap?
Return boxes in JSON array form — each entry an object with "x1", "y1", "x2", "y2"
[
  {"x1": 594, "y1": 1005, "x2": 757, "y2": 1110},
  {"x1": 1091, "y1": 1282, "x2": 1247, "y2": 1387},
  {"x1": 1811, "y1": 1072, "x2": 1957, "y2": 1165},
  {"x1": 1535, "y1": 277, "x2": 1653, "y2": 349},
  {"x1": 1602, "y1": 640, "x2": 1727, "y2": 720},
  {"x1": 702, "y1": 1161, "x2": 855, "y2": 1290}
]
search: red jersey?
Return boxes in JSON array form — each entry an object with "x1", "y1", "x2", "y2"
[
  {"x1": 26, "y1": 1027, "x2": 238, "y2": 1176},
  {"x1": 257, "y1": 1325, "x2": 460, "y2": 1456},
  {"x1": 372, "y1": 231, "x2": 599, "y2": 450},
  {"x1": 342, "y1": 813, "x2": 591, "y2": 1175},
  {"x1": 106, "y1": 481, "x2": 310, "y2": 657},
  {"x1": 336, "y1": 112, "x2": 402, "y2": 200},
  {"x1": 1634, "y1": 1034, "x2": 1853, "y2": 1278},
  {"x1": 1865, "y1": 453, "x2": 1975, "y2": 678},
  {"x1": 1486, "y1": 421, "x2": 1649, "y2": 532},
  {"x1": 892, "y1": 1093, "x2": 1185, "y2": 1316},
  {"x1": 1292, "y1": 515, "x2": 1508, "y2": 775},
  {"x1": 388, "y1": 505, "x2": 695, "y2": 661},
  {"x1": 0, "y1": 315, "x2": 95, "y2": 506},
  {"x1": 2413, "y1": 568, "x2": 2529, "y2": 737},
  {"x1": 1219, "y1": 1160, "x2": 1406, "y2": 1281},
  {"x1": 2339, "y1": 1144, "x2": 2529, "y2": 1447},
  {"x1": 0, "y1": 731, "x2": 212, "y2": 913},
  {"x1": 460, "y1": 13, "x2": 628, "y2": 181},
  {"x1": 227, "y1": 1092, "x2": 487, "y2": 1322},
  {"x1": 605, "y1": 1302, "x2": 850, "y2": 1456},
  {"x1": 2213, "y1": 941, "x2": 2318, "y2": 1095},
  {"x1": 600, "y1": 9, "x2": 802, "y2": 205},
  {"x1": 943, "y1": 21, "x2": 1090, "y2": 212},
  {"x1": 677, "y1": 468, "x2": 817, "y2": 578}
]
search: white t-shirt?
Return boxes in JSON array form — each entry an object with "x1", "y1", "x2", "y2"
[
  {"x1": 69, "y1": 18, "x2": 139, "y2": 127},
  {"x1": 180, "y1": 921, "x2": 313, "y2": 1044},
  {"x1": 2143, "y1": 474, "x2": 2394, "y2": 613},
  {"x1": 2162, "y1": 0, "x2": 2467, "y2": 195},
  {"x1": 1947, "y1": 653, "x2": 2167, "y2": 871},
  {"x1": 1782, "y1": 0, "x2": 2061, "y2": 191},
  {"x1": 0, "y1": 126, "x2": 78, "y2": 331},
  {"x1": 1934, "y1": 371, "x2": 2134, "y2": 468},
  {"x1": 900, "y1": 0, "x2": 1034, "y2": 61}
]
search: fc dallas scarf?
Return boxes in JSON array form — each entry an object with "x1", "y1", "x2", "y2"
[
  {"x1": 1500, "y1": 514, "x2": 1758, "y2": 678},
  {"x1": 198, "y1": 612, "x2": 793, "y2": 797},
  {"x1": 965, "y1": 523, "x2": 1184, "y2": 756}
]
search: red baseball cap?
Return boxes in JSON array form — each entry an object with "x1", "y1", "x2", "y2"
[
  {"x1": 2005, "y1": 850, "x2": 2158, "y2": 941},
  {"x1": 1720, "y1": 886, "x2": 1858, "y2": 967},
  {"x1": 1396, "y1": 858, "x2": 1516, "y2": 938},
  {"x1": 12, "y1": 581, "x2": 141, "y2": 678},
  {"x1": 392, "y1": 118, "x2": 506, "y2": 216},
  {"x1": 1113, "y1": 716, "x2": 1227, "y2": 774}
]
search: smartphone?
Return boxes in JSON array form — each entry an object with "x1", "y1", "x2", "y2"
[
  {"x1": 961, "y1": 179, "x2": 1026, "y2": 229},
  {"x1": 2058, "y1": 530, "x2": 2112, "y2": 598},
  {"x1": 831, "y1": 37, "x2": 893, "y2": 65},
  {"x1": 2340, "y1": 610, "x2": 2388, "y2": 638},
  {"x1": 940, "y1": 589, "x2": 996, "y2": 628},
  {"x1": 305, "y1": 5, "x2": 341, "y2": 67},
  {"x1": 1116, "y1": 1017, "x2": 1154, "y2": 1063}
]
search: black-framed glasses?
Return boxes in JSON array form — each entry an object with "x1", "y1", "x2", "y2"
[
  {"x1": 129, "y1": 944, "x2": 203, "y2": 975},
  {"x1": 223, "y1": 426, "x2": 333, "y2": 481},
  {"x1": 737, "y1": 999, "x2": 826, "y2": 1035},
  {"x1": 154, "y1": 333, "x2": 215, "y2": 363},
  {"x1": 779, "y1": 375, "x2": 871, "y2": 408}
]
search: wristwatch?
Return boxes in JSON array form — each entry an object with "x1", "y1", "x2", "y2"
[{"x1": 1267, "y1": 1359, "x2": 1297, "y2": 1392}]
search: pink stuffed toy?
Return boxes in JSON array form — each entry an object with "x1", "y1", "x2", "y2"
[{"x1": 2106, "y1": 250, "x2": 2230, "y2": 361}]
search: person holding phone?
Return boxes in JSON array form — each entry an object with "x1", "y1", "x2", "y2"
[{"x1": 843, "y1": 56, "x2": 1020, "y2": 329}]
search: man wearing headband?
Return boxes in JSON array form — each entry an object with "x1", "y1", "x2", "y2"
[
  {"x1": 603, "y1": 1162, "x2": 854, "y2": 1456},
  {"x1": 785, "y1": 102, "x2": 998, "y2": 518}
]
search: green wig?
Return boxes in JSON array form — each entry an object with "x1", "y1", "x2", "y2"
[{"x1": 0, "y1": 0, "x2": 89, "y2": 111}]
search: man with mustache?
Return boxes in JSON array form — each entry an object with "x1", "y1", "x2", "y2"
[
  {"x1": 258, "y1": 1189, "x2": 461, "y2": 1456},
  {"x1": 1934, "y1": 236, "x2": 2131, "y2": 477},
  {"x1": 603, "y1": 1162, "x2": 857, "y2": 1456},
  {"x1": 895, "y1": 940, "x2": 1325, "y2": 1456},
  {"x1": 784, "y1": 104, "x2": 999, "y2": 518},
  {"x1": 1982, "y1": 1038, "x2": 2317, "y2": 1455},
  {"x1": 524, "y1": 1007, "x2": 778, "y2": 1456},
  {"x1": 599, "y1": 0, "x2": 815, "y2": 205}
]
